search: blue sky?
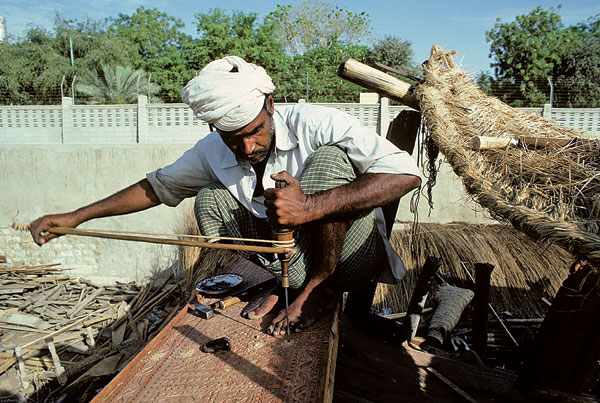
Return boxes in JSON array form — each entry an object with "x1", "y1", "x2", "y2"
[{"x1": 1, "y1": 0, "x2": 599, "y2": 73}]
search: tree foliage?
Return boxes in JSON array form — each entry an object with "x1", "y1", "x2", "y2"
[
  {"x1": 0, "y1": 5, "x2": 418, "y2": 105},
  {"x1": 75, "y1": 64, "x2": 160, "y2": 104},
  {"x1": 366, "y1": 35, "x2": 419, "y2": 77},
  {"x1": 109, "y1": 7, "x2": 192, "y2": 102},
  {"x1": 268, "y1": 1, "x2": 371, "y2": 55},
  {"x1": 485, "y1": 6, "x2": 598, "y2": 107},
  {"x1": 190, "y1": 9, "x2": 286, "y2": 74},
  {"x1": 0, "y1": 27, "x2": 70, "y2": 104},
  {"x1": 276, "y1": 44, "x2": 369, "y2": 102},
  {"x1": 554, "y1": 15, "x2": 600, "y2": 107}
]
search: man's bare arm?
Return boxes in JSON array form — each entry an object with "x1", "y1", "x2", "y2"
[
  {"x1": 264, "y1": 171, "x2": 421, "y2": 227},
  {"x1": 30, "y1": 179, "x2": 161, "y2": 245}
]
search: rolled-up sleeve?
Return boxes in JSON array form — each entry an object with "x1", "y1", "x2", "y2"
[{"x1": 146, "y1": 142, "x2": 219, "y2": 207}]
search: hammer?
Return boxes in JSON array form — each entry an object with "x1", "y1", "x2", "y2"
[{"x1": 188, "y1": 277, "x2": 277, "y2": 319}]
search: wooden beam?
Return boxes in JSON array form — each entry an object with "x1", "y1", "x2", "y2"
[
  {"x1": 518, "y1": 261, "x2": 600, "y2": 394},
  {"x1": 337, "y1": 58, "x2": 420, "y2": 110}
]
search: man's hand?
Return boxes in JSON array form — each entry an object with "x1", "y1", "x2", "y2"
[
  {"x1": 264, "y1": 171, "x2": 313, "y2": 227},
  {"x1": 30, "y1": 213, "x2": 81, "y2": 246}
]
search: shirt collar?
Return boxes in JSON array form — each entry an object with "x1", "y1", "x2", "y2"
[
  {"x1": 274, "y1": 108, "x2": 297, "y2": 151},
  {"x1": 206, "y1": 132, "x2": 239, "y2": 170}
]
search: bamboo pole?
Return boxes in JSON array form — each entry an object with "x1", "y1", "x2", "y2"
[
  {"x1": 47, "y1": 227, "x2": 295, "y2": 255},
  {"x1": 337, "y1": 58, "x2": 420, "y2": 110}
]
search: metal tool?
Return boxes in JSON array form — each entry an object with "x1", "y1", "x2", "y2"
[
  {"x1": 189, "y1": 277, "x2": 278, "y2": 320},
  {"x1": 274, "y1": 180, "x2": 294, "y2": 342}
]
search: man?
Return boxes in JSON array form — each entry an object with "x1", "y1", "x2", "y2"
[{"x1": 30, "y1": 56, "x2": 421, "y2": 337}]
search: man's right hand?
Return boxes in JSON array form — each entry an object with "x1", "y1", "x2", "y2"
[{"x1": 30, "y1": 213, "x2": 80, "y2": 246}]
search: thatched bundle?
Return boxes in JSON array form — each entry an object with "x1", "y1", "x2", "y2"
[
  {"x1": 414, "y1": 46, "x2": 600, "y2": 266},
  {"x1": 373, "y1": 223, "x2": 573, "y2": 318}
]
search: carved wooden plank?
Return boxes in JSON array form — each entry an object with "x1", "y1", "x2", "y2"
[{"x1": 93, "y1": 255, "x2": 340, "y2": 403}]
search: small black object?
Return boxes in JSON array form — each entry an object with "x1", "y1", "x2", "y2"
[
  {"x1": 201, "y1": 337, "x2": 231, "y2": 353},
  {"x1": 188, "y1": 304, "x2": 214, "y2": 320}
]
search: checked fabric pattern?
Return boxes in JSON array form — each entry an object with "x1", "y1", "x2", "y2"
[{"x1": 194, "y1": 146, "x2": 383, "y2": 290}]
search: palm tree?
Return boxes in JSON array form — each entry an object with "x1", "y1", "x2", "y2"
[{"x1": 75, "y1": 64, "x2": 161, "y2": 104}]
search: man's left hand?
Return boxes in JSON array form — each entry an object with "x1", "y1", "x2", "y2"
[{"x1": 264, "y1": 171, "x2": 312, "y2": 227}]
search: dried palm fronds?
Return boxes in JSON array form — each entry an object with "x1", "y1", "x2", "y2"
[
  {"x1": 174, "y1": 202, "x2": 236, "y2": 291},
  {"x1": 415, "y1": 46, "x2": 600, "y2": 266},
  {"x1": 373, "y1": 223, "x2": 573, "y2": 318}
]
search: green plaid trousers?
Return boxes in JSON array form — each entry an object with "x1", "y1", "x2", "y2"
[{"x1": 194, "y1": 146, "x2": 384, "y2": 290}]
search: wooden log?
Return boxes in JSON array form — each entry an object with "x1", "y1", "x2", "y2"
[
  {"x1": 337, "y1": 58, "x2": 420, "y2": 110},
  {"x1": 518, "y1": 261, "x2": 600, "y2": 394},
  {"x1": 472, "y1": 262, "x2": 494, "y2": 362},
  {"x1": 472, "y1": 135, "x2": 599, "y2": 151},
  {"x1": 402, "y1": 256, "x2": 442, "y2": 342}
]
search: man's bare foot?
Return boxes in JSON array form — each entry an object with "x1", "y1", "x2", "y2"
[
  {"x1": 267, "y1": 278, "x2": 338, "y2": 337},
  {"x1": 241, "y1": 292, "x2": 280, "y2": 319}
]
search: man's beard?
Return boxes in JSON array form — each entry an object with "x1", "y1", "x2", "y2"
[{"x1": 246, "y1": 115, "x2": 275, "y2": 164}]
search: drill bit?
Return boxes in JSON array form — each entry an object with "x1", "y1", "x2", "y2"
[{"x1": 275, "y1": 180, "x2": 293, "y2": 342}]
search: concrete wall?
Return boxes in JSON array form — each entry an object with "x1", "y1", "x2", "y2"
[
  {"x1": 0, "y1": 144, "x2": 195, "y2": 284},
  {"x1": 0, "y1": 143, "x2": 492, "y2": 284}
]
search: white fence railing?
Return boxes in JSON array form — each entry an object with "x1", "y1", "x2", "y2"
[{"x1": 1, "y1": 96, "x2": 599, "y2": 144}]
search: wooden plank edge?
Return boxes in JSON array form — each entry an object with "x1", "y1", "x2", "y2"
[{"x1": 323, "y1": 298, "x2": 341, "y2": 403}]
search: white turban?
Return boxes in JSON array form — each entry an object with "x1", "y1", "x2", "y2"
[{"x1": 181, "y1": 56, "x2": 276, "y2": 131}]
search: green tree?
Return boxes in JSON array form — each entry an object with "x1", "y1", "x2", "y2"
[
  {"x1": 554, "y1": 15, "x2": 600, "y2": 107},
  {"x1": 486, "y1": 6, "x2": 578, "y2": 106},
  {"x1": 190, "y1": 8, "x2": 287, "y2": 73},
  {"x1": 75, "y1": 64, "x2": 161, "y2": 104},
  {"x1": 268, "y1": 1, "x2": 371, "y2": 55},
  {"x1": 366, "y1": 35, "x2": 419, "y2": 78},
  {"x1": 278, "y1": 44, "x2": 369, "y2": 102},
  {"x1": 53, "y1": 14, "x2": 138, "y2": 73},
  {"x1": 109, "y1": 7, "x2": 192, "y2": 102},
  {"x1": 188, "y1": 7, "x2": 290, "y2": 102},
  {"x1": 0, "y1": 26, "x2": 70, "y2": 105}
]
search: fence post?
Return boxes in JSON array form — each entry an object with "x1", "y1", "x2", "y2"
[
  {"x1": 542, "y1": 103, "x2": 552, "y2": 119},
  {"x1": 61, "y1": 97, "x2": 73, "y2": 143},
  {"x1": 379, "y1": 96, "x2": 390, "y2": 136},
  {"x1": 137, "y1": 95, "x2": 149, "y2": 143}
]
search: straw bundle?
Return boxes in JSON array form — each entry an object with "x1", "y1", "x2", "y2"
[
  {"x1": 373, "y1": 223, "x2": 573, "y2": 318},
  {"x1": 174, "y1": 202, "x2": 236, "y2": 291},
  {"x1": 414, "y1": 46, "x2": 600, "y2": 266}
]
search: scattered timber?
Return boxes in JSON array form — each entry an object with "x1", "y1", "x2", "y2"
[{"x1": 0, "y1": 261, "x2": 186, "y2": 402}]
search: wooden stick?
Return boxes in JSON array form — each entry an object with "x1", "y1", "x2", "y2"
[
  {"x1": 425, "y1": 367, "x2": 477, "y2": 403},
  {"x1": 402, "y1": 256, "x2": 442, "y2": 342},
  {"x1": 47, "y1": 227, "x2": 295, "y2": 255},
  {"x1": 472, "y1": 136, "x2": 599, "y2": 151},
  {"x1": 472, "y1": 262, "x2": 495, "y2": 362},
  {"x1": 337, "y1": 58, "x2": 420, "y2": 110}
]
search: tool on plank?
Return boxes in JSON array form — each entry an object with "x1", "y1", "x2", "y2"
[
  {"x1": 274, "y1": 179, "x2": 294, "y2": 342},
  {"x1": 189, "y1": 277, "x2": 278, "y2": 319}
]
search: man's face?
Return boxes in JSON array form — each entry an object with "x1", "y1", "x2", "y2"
[{"x1": 218, "y1": 96, "x2": 275, "y2": 165}]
